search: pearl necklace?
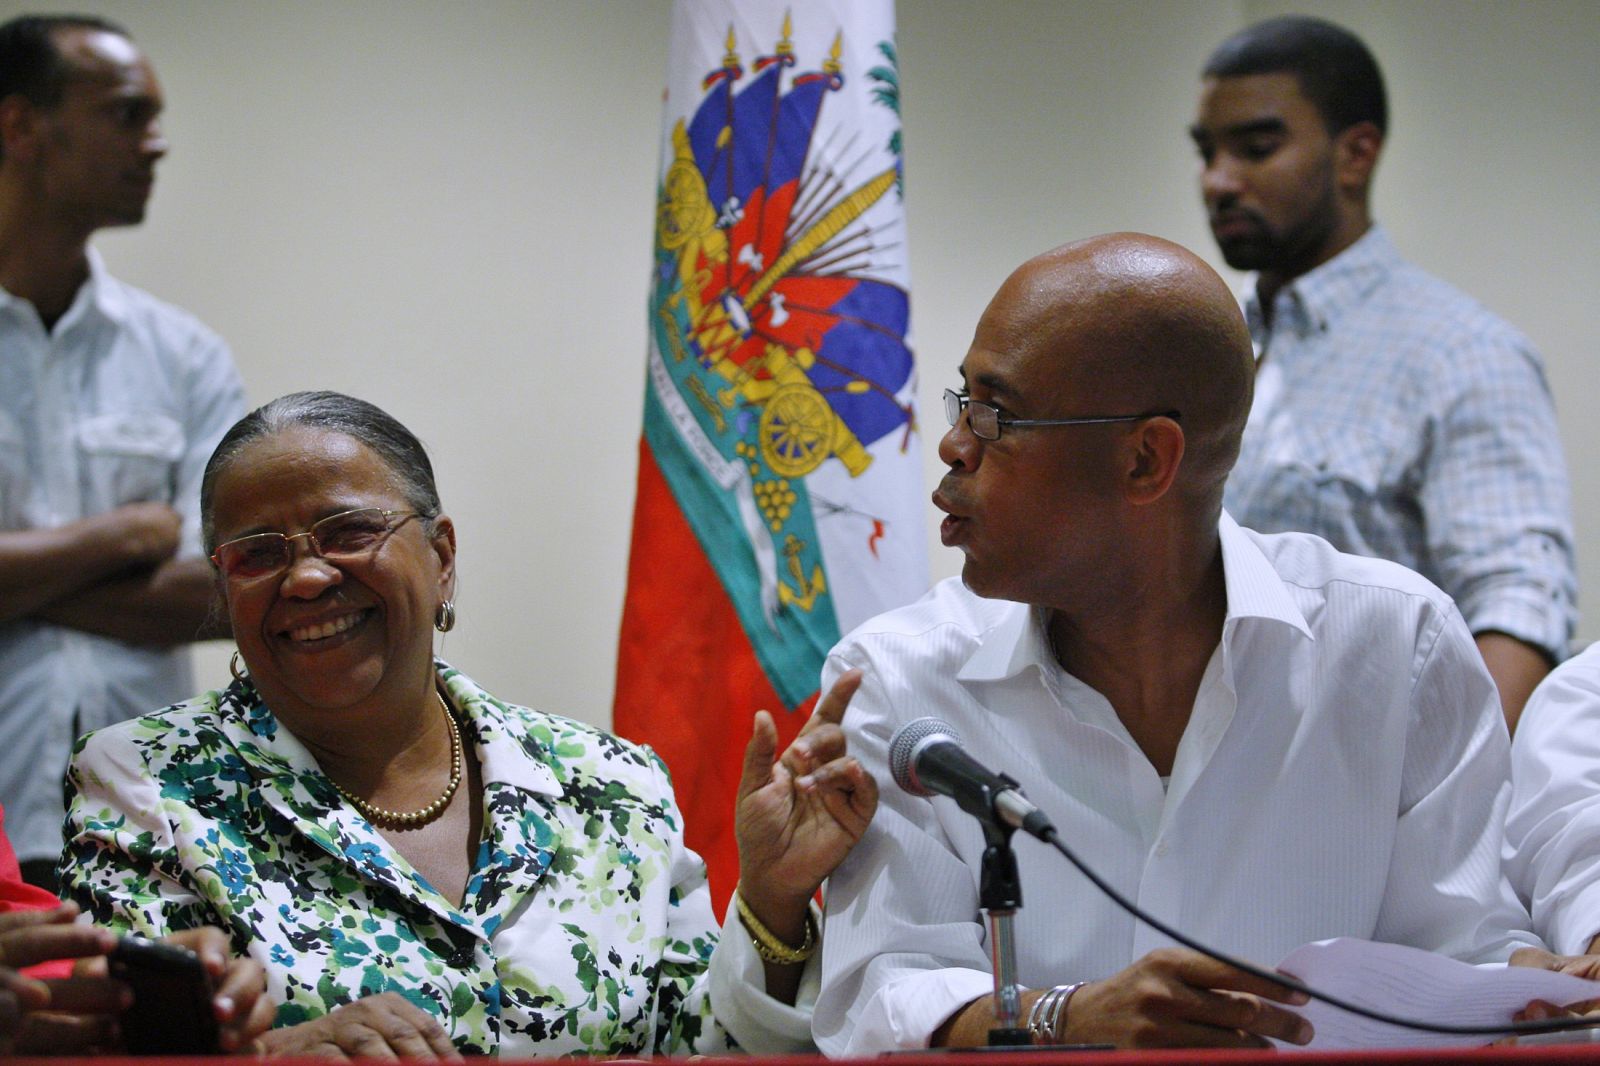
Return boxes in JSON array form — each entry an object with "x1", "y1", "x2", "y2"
[{"x1": 330, "y1": 691, "x2": 462, "y2": 829}]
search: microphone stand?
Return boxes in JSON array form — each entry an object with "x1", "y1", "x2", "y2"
[
  {"x1": 979, "y1": 775, "x2": 1031, "y2": 1047},
  {"x1": 896, "y1": 747, "x2": 1114, "y2": 1053}
]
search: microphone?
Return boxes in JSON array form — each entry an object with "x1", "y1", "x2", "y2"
[{"x1": 888, "y1": 718, "x2": 1055, "y2": 840}]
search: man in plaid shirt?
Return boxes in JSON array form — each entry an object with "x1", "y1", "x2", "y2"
[{"x1": 1189, "y1": 15, "x2": 1575, "y2": 730}]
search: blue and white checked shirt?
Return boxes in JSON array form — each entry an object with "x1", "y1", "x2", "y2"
[{"x1": 1224, "y1": 226, "x2": 1576, "y2": 663}]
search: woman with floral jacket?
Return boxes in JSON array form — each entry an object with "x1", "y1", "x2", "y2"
[{"x1": 61, "y1": 392, "x2": 873, "y2": 1057}]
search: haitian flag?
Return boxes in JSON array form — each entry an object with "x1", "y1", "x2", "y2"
[{"x1": 615, "y1": 0, "x2": 926, "y2": 912}]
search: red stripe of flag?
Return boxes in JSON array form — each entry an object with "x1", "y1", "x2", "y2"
[{"x1": 613, "y1": 440, "x2": 816, "y2": 917}]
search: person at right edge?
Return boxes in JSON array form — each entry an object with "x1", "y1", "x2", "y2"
[{"x1": 1189, "y1": 15, "x2": 1576, "y2": 731}]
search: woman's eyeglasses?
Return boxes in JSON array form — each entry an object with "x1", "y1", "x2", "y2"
[{"x1": 210, "y1": 508, "x2": 420, "y2": 581}]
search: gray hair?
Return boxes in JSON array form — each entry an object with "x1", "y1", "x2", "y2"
[{"x1": 199, "y1": 391, "x2": 442, "y2": 553}]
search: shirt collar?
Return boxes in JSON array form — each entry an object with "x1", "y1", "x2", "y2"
[
  {"x1": 1243, "y1": 224, "x2": 1399, "y2": 344},
  {"x1": 957, "y1": 599, "x2": 1051, "y2": 684},
  {"x1": 78, "y1": 248, "x2": 130, "y2": 325},
  {"x1": 955, "y1": 513, "x2": 1312, "y2": 685},
  {"x1": 217, "y1": 660, "x2": 564, "y2": 800},
  {"x1": 1216, "y1": 511, "x2": 1314, "y2": 640},
  {"x1": 0, "y1": 248, "x2": 128, "y2": 330},
  {"x1": 437, "y1": 662, "x2": 562, "y2": 798}
]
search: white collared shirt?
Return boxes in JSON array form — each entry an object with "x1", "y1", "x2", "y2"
[
  {"x1": 815, "y1": 514, "x2": 1536, "y2": 1055},
  {"x1": 0, "y1": 251, "x2": 244, "y2": 862},
  {"x1": 1506, "y1": 642, "x2": 1600, "y2": 954}
]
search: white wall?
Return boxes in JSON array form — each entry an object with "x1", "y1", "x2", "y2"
[{"x1": 7, "y1": 1, "x2": 1595, "y2": 726}]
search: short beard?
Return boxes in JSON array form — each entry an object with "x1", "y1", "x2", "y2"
[
  {"x1": 1216, "y1": 230, "x2": 1278, "y2": 272},
  {"x1": 1215, "y1": 171, "x2": 1341, "y2": 279}
]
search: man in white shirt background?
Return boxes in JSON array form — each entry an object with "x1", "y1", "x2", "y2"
[
  {"x1": 0, "y1": 14, "x2": 244, "y2": 889},
  {"x1": 815, "y1": 232, "x2": 1539, "y2": 1053}
]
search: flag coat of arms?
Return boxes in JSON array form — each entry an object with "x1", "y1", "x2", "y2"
[{"x1": 615, "y1": 0, "x2": 927, "y2": 910}]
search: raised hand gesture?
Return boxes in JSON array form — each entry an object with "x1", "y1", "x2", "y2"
[{"x1": 733, "y1": 669, "x2": 874, "y2": 949}]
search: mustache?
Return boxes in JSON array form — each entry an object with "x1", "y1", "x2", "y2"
[{"x1": 1209, "y1": 203, "x2": 1267, "y2": 228}]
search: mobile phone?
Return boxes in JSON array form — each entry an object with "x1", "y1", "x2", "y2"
[{"x1": 108, "y1": 936, "x2": 221, "y2": 1055}]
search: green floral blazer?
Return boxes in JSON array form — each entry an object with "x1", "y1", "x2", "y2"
[{"x1": 59, "y1": 662, "x2": 807, "y2": 1056}]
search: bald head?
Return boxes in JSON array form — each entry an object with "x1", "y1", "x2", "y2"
[{"x1": 985, "y1": 232, "x2": 1254, "y2": 501}]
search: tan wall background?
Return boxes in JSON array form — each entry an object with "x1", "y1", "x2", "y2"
[{"x1": 4, "y1": 0, "x2": 1594, "y2": 728}]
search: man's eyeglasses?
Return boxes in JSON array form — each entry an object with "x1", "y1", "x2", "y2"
[
  {"x1": 943, "y1": 388, "x2": 1181, "y2": 442},
  {"x1": 211, "y1": 508, "x2": 421, "y2": 581}
]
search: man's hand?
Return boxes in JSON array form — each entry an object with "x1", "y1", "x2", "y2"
[
  {"x1": 257, "y1": 992, "x2": 462, "y2": 1060},
  {"x1": 1508, "y1": 946, "x2": 1600, "y2": 1022},
  {"x1": 88, "y1": 502, "x2": 185, "y2": 570},
  {"x1": 1066, "y1": 949, "x2": 1313, "y2": 1048},
  {"x1": 0, "y1": 502, "x2": 187, "y2": 625},
  {"x1": 162, "y1": 927, "x2": 276, "y2": 1052},
  {"x1": 731, "y1": 669, "x2": 874, "y2": 1004},
  {"x1": 734, "y1": 669, "x2": 874, "y2": 928},
  {"x1": 0, "y1": 905, "x2": 125, "y2": 1056},
  {"x1": 937, "y1": 947, "x2": 1312, "y2": 1049}
]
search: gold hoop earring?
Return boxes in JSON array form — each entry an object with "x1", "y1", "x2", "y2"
[
  {"x1": 434, "y1": 600, "x2": 456, "y2": 633},
  {"x1": 229, "y1": 650, "x2": 248, "y2": 684}
]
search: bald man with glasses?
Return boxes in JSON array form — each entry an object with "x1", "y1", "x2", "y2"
[{"x1": 812, "y1": 233, "x2": 1539, "y2": 1053}]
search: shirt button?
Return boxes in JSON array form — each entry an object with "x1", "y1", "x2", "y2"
[{"x1": 448, "y1": 946, "x2": 475, "y2": 968}]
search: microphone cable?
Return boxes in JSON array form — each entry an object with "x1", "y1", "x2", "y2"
[
  {"x1": 887, "y1": 716, "x2": 1600, "y2": 1039},
  {"x1": 1039, "y1": 823, "x2": 1600, "y2": 1040}
]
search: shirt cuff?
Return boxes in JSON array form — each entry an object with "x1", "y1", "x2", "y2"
[
  {"x1": 1540, "y1": 879, "x2": 1600, "y2": 957},
  {"x1": 1461, "y1": 588, "x2": 1573, "y2": 664},
  {"x1": 842, "y1": 967, "x2": 998, "y2": 1054},
  {"x1": 708, "y1": 892, "x2": 818, "y2": 1053}
]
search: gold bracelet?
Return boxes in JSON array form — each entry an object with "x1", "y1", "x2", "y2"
[{"x1": 733, "y1": 887, "x2": 817, "y2": 965}]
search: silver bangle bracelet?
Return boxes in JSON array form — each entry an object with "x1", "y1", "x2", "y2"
[
  {"x1": 1026, "y1": 984, "x2": 1069, "y2": 1043},
  {"x1": 1027, "y1": 981, "x2": 1086, "y2": 1043},
  {"x1": 1052, "y1": 981, "x2": 1086, "y2": 1041},
  {"x1": 1024, "y1": 987, "x2": 1052, "y2": 1037}
]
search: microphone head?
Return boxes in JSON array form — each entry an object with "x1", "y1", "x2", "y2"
[{"x1": 888, "y1": 717, "x2": 962, "y2": 797}]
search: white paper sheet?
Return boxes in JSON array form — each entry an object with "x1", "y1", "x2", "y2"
[{"x1": 1274, "y1": 938, "x2": 1600, "y2": 1049}]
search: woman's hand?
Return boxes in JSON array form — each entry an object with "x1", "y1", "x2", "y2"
[
  {"x1": 0, "y1": 905, "x2": 125, "y2": 1056},
  {"x1": 161, "y1": 926, "x2": 277, "y2": 1052},
  {"x1": 733, "y1": 668, "x2": 875, "y2": 941},
  {"x1": 257, "y1": 991, "x2": 463, "y2": 1060}
]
